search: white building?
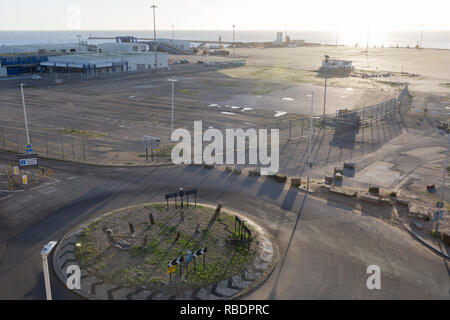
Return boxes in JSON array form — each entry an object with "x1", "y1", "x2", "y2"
[
  {"x1": 0, "y1": 43, "x2": 89, "y2": 55},
  {"x1": 322, "y1": 59, "x2": 353, "y2": 70},
  {"x1": 97, "y1": 42, "x2": 149, "y2": 53},
  {"x1": 40, "y1": 52, "x2": 168, "y2": 74}
]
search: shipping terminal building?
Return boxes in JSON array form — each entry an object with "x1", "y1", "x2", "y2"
[{"x1": 0, "y1": 36, "x2": 191, "y2": 77}]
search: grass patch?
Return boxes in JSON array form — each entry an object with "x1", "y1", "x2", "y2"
[
  {"x1": 61, "y1": 128, "x2": 105, "y2": 138},
  {"x1": 252, "y1": 89, "x2": 270, "y2": 95},
  {"x1": 178, "y1": 89, "x2": 198, "y2": 95}
]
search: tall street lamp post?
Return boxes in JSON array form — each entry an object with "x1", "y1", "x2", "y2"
[
  {"x1": 232, "y1": 25, "x2": 235, "y2": 55},
  {"x1": 20, "y1": 83, "x2": 32, "y2": 152}
]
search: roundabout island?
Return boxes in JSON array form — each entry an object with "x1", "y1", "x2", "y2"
[{"x1": 53, "y1": 202, "x2": 278, "y2": 300}]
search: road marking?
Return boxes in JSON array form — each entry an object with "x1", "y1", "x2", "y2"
[
  {"x1": 0, "y1": 195, "x2": 12, "y2": 201},
  {"x1": 66, "y1": 176, "x2": 78, "y2": 180},
  {"x1": 30, "y1": 179, "x2": 60, "y2": 191},
  {"x1": 0, "y1": 189, "x2": 25, "y2": 193}
]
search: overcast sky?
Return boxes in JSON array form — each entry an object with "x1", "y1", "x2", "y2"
[{"x1": 1, "y1": 0, "x2": 449, "y2": 31}]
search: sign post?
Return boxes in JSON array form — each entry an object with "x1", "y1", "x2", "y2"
[
  {"x1": 18, "y1": 153, "x2": 38, "y2": 169},
  {"x1": 41, "y1": 241, "x2": 58, "y2": 300},
  {"x1": 143, "y1": 135, "x2": 160, "y2": 161}
]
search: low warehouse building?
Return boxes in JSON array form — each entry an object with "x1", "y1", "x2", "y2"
[
  {"x1": 40, "y1": 52, "x2": 168, "y2": 74},
  {"x1": 97, "y1": 42, "x2": 149, "y2": 53}
]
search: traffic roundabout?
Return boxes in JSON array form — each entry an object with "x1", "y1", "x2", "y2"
[{"x1": 52, "y1": 202, "x2": 279, "y2": 300}]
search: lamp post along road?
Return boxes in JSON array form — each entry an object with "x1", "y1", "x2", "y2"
[
  {"x1": 151, "y1": 4, "x2": 158, "y2": 69},
  {"x1": 232, "y1": 25, "x2": 235, "y2": 55},
  {"x1": 20, "y1": 83, "x2": 31, "y2": 151},
  {"x1": 172, "y1": 24, "x2": 175, "y2": 44}
]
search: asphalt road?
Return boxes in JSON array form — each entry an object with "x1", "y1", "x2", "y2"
[{"x1": 0, "y1": 147, "x2": 449, "y2": 300}]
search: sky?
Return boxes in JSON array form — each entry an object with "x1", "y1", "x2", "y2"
[{"x1": 1, "y1": 0, "x2": 449, "y2": 31}]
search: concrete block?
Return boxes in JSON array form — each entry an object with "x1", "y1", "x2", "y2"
[
  {"x1": 344, "y1": 162, "x2": 356, "y2": 169},
  {"x1": 412, "y1": 222, "x2": 424, "y2": 231},
  {"x1": 270, "y1": 173, "x2": 287, "y2": 183},
  {"x1": 368, "y1": 186, "x2": 380, "y2": 195},
  {"x1": 290, "y1": 177, "x2": 302, "y2": 187},
  {"x1": 233, "y1": 167, "x2": 242, "y2": 174},
  {"x1": 334, "y1": 172, "x2": 343, "y2": 180}
]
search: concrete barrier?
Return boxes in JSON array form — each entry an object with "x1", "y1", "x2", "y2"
[
  {"x1": 290, "y1": 177, "x2": 302, "y2": 187},
  {"x1": 248, "y1": 168, "x2": 261, "y2": 176},
  {"x1": 344, "y1": 162, "x2": 356, "y2": 169},
  {"x1": 329, "y1": 187, "x2": 357, "y2": 197},
  {"x1": 270, "y1": 173, "x2": 287, "y2": 183},
  {"x1": 233, "y1": 167, "x2": 242, "y2": 174}
]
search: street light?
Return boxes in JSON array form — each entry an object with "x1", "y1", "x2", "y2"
[
  {"x1": 232, "y1": 25, "x2": 236, "y2": 55},
  {"x1": 151, "y1": 5, "x2": 157, "y2": 42},
  {"x1": 150, "y1": 4, "x2": 158, "y2": 69},
  {"x1": 20, "y1": 83, "x2": 32, "y2": 153},
  {"x1": 322, "y1": 55, "x2": 329, "y2": 127},
  {"x1": 41, "y1": 241, "x2": 58, "y2": 300},
  {"x1": 172, "y1": 24, "x2": 175, "y2": 45},
  {"x1": 167, "y1": 78, "x2": 178, "y2": 135}
]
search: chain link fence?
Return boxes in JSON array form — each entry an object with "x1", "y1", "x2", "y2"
[{"x1": 0, "y1": 84, "x2": 408, "y2": 166}]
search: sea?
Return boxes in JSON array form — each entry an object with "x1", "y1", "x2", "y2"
[{"x1": 1, "y1": 30, "x2": 450, "y2": 49}]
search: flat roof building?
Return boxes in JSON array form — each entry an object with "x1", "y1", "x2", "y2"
[{"x1": 40, "y1": 52, "x2": 168, "y2": 74}]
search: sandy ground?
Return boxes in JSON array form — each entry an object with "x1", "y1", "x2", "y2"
[{"x1": 229, "y1": 46, "x2": 450, "y2": 93}]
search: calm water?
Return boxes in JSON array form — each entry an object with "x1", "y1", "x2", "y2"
[{"x1": 1, "y1": 30, "x2": 450, "y2": 49}]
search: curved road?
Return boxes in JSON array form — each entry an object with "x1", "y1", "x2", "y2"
[{"x1": 0, "y1": 149, "x2": 448, "y2": 300}]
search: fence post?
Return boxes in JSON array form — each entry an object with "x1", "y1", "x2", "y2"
[
  {"x1": 1, "y1": 126, "x2": 5, "y2": 150},
  {"x1": 15, "y1": 129, "x2": 19, "y2": 152},
  {"x1": 71, "y1": 137, "x2": 75, "y2": 160},
  {"x1": 82, "y1": 137, "x2": 86, "y2": 162},
  {"x1": 289, "y1": 120, "x2": 292, "y2": 140},
  {"x1": 45, "y1": 135, "x2": 49, "y2": 155},
  {"x1": 60, "y1": 135, "x2": 65, "y2": 159},
  {"x1": 362, "y1": 109, "x2": 365, "y2": 143},
  {"x1": 301, "y1": 118, "x2": 304, "y2": 137}
]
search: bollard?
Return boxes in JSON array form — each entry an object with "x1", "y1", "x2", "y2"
[
  {"x1": 149, "y1": 213, "x2": 155, "y2": 225},
  {"x1": 215, "y1": 203, "x2": 223, "y2": 220},
  {"x1": 129, "y1": 222, "x2": 135, "y2": 234},
  {"x1": 142, "y1": 234, "x2": 148, "y2": 246}
]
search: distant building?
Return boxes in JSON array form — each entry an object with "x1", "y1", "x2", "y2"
[
  {"x1": 40, "y1": 52, "x2": 168, "y2": 74},
  {"x1": 275, "y1": 32, "x2": 283, "y2": 44},
  {"x1": 322, "y1": 59, "x2": 353, "y2": 70},
  {"x1": 157, "y1": 38, "x2": 191, "y2": 51},
  {"x1": 209, "y1": 49, "x2": 230, "y2": 56},
  {"x1": 0, "y1": 43, "x2": 89, "y2": 55},
  {"x1": 97, "y1": 42, "x2": 149, "y2": 53}
]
